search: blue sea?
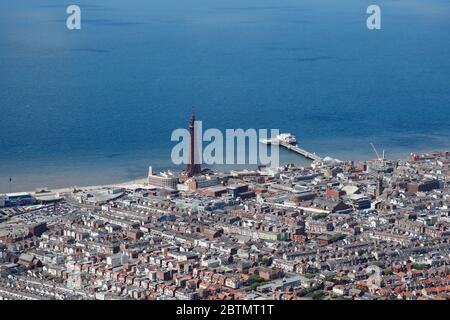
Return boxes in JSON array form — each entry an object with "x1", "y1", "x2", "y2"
[{"x1": 0, "y1": 0, "x2": 449, "y2": 192}]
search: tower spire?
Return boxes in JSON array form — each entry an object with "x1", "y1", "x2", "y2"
[{"x1": 191, "y1": 107, "x2": 196, "y2": 121}]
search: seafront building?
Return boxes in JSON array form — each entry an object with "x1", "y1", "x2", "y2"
[{"x1": 147, "y1": 166, "x2": 178, "y2": 190}]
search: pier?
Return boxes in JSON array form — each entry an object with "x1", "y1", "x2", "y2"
[{"x1": 260, "y1": 133, "x2": 322, "y2": 162}]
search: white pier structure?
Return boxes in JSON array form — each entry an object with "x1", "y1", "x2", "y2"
[{"x1": 260, "y1": 133, "x2": 322, "y2": 162}]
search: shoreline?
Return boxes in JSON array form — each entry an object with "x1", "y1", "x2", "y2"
[{"x1": 20, "y1": 177, "x2": 149, "y2": 196}]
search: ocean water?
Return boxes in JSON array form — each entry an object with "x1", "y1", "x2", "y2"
[{"x1": 0, "y1": 0, "x2": 449, "y2": 192}]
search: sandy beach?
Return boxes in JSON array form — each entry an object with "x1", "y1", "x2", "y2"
[{"x1": 21, "y1": 177, "x2": 149, "y2": 195}]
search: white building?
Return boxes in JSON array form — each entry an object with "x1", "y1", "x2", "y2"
[
  {"x1": 107, "y1": 253, "x2": 128, "y2": 268},
  {"x1": 0, "y1": 195, "x2": 6, "y2": 207}
]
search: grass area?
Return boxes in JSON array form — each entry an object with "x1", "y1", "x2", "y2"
[
  {"x1": 382, "y1": 268, "x2": 393, "y2": 275},
  {"x1": 296, "y1": 283, "x2": 324, "y2": 297},
  {"x1": 312, "y1": 212, "x2": 329, "y2": 220},
  {"x1": 412, "y1": 263, "x2": 428, "y2": 270},
  {"x1": 246, "y1": 274, "x2": 267, "y2": 291}
]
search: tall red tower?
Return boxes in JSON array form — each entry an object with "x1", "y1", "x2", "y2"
[{"x1": 186, "y1": 110, "x2": 202, "y2": 176}]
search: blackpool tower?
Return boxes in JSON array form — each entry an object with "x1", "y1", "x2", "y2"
[{"x1": 186, "y1": 110, "x2": 202, "y2": 177}]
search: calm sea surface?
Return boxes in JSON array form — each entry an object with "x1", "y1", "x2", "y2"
[{"x1": 0, "y1": 0, "x2": 449, "y2": 192}]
